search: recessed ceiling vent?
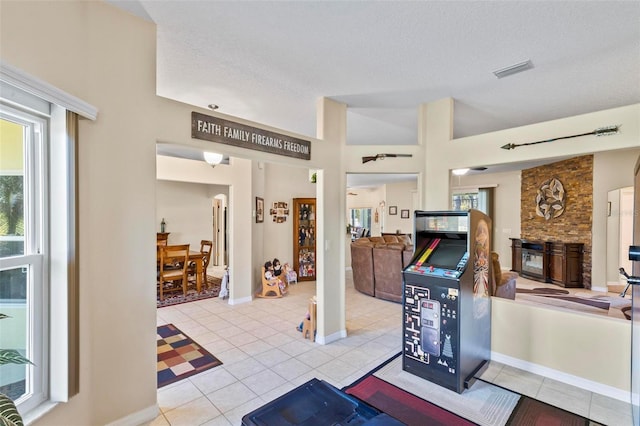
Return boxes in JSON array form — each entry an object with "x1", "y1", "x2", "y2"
[{"x1": 493, "y1": 60, "x2": 534, "y2": 79}]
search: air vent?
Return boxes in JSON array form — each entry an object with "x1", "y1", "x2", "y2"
[{"x1": 493, "y1": 60, "x2": 534, "y2": 79}]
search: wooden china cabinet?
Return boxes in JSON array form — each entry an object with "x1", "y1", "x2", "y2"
[{"x1": 292, "y1": 198, "x2": 316, "y2": 281}]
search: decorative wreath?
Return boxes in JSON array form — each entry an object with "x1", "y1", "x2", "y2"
[{"x1": 535, "y1": 177, "x2": 565, "y2": 220}]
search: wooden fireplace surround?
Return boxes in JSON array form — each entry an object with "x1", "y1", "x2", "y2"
[{"x1": 510, "y1": 238, "x2": 584, "y2": 288}]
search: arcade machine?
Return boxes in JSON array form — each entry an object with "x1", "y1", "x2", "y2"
[{"x1": 402, "y1": 210, "x2": 492, "y2": 393}]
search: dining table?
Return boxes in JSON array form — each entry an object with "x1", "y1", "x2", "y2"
[
  {"x1": 188, "y1": 251, "x2": 204, "y2": 293},
  {"x1": 157, "y1": 246, "x2": 204, "y2": 293}
]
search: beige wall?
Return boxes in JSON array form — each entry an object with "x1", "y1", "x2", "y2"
[
  {"x1": 1, "y1": 2, "x2": 161, "y2": 424},
  {"x1": 2, "y1": 1, "x2": 638, "y2": 424},
  {"x1": 263, "y1": 162, "x2": 317, "y2": 271},
  {"x1": 2, "y1": 1, "x2": 344, "y2": 423},
  {"x1": 492, "y1": 297, "x2": 631, "y2": 396},
  {"x1": 593, "y1": 148, "x2": 640, "y2": 289},
  {"x1": 156, "y1": 180, "x2": 228, "y2": 251},
  {"x1": 384, "y1": 180, "x2": 417, "y2": 234}
]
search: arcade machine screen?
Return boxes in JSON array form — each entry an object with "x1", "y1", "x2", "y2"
[{"x1": 405, "y1": 235, "x2": 469, "y2": 279}]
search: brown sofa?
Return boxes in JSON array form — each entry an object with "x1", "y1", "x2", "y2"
[{"x1": 350, "y1": 235, "x2": 413, "y2": 303}]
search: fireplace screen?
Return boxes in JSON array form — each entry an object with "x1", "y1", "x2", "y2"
[{"x1": 522, "y1": 249, "x2": 544, "y2": 278}]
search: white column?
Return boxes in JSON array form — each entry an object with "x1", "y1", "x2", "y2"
[
  {"x1": 315, "y1": 97, "x2": 348, "y2": 343},
  {"x1": 419, "y1": 98, "x2": 454, "y2": 210}
]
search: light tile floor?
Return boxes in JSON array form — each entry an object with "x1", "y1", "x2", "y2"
[{"x1": 150, "y1": 271, "x2": 632, "y2": 426}]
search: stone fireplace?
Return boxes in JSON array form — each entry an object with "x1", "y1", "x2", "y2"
[{"x1": 520, "y1": 155, "x2": 592, "y2": 288}]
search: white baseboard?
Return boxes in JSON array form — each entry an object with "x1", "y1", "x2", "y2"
[
  {"x1": 316, "y1": 329, "x2": 347, "y2": 345},
  {"x1": 590, "y1": 285, "x2": 608, "y2": 293},
  {"x1": 228, "y1": 296, "x2": 252, "y2": 305},
  {"x1": 105, "y1": 404, "x2": 159, "y2": 426},
  {"x1": 491, "y1": 351, "x2": 630, "y2": 403}
]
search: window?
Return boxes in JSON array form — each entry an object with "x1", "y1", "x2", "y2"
[
  {"x1": 452, "y1": 188, "x2": 494, "y2": 218},
  {"x1": 0, "y1": 107, "x2": 48, "y2": 413},
  {"x1": 349, "y1": 208, "x2": 372, "y2": 238},
  {"x1": 452, "y1": 192, "x2": 479, "y2": 211},
  {"x1": 0, "y1": 74, "x2": 80, "y2": 420}
]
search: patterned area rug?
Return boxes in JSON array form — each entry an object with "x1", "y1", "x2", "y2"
[
  {"x1": 157, "y1": 323, "x2": 222, "y2": 388},
  {"x1": 157, "y1": 275, "x2": 222, "y2": 308},
  {"x1": 345, "y1": 354, "x2": 603, "y2": 426},
  {"x1": 506, "y1": 396, "x2": 600, "y2": 426},
  {"x1": 345, "y1": 374, "x2": 476, "y2": 426},
  {"x1": 370, "y1": 355, "x2": 519, "y2": 426}
]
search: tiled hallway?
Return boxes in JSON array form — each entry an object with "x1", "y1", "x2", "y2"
[{"x1": 151, "y1": 273, "x2": 632, "y2": 425}]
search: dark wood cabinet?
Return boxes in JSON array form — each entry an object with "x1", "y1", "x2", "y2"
[
  {"x1": 510, "y1": 238, "x2": 522, "y2": 273},
  {"x1": 510, "y1": 238, "x2": 583, "y2": 288},
  {"x1": 292, "y1": 198, "x2": 316, "y2": 281},
  {"x1": 547, "y1": 242, "x2": 583, "y2": 287}
]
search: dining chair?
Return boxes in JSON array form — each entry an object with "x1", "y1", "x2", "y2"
[
  {"x1": 158, "y1": 244, "x2": 190, "y2": 301},
  {"x1": 188, "y1": 240, "x2": 213, "y2": 288}
]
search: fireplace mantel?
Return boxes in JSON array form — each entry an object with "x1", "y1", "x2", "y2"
[{"x1": 510, "y1": 238, "x2": 584, "y2": 288}]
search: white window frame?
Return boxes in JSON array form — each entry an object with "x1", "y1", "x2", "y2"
[
  {"x1": 0, "y1": 104, "x2": 49, "y2": 414},
  {"x1": 1, "y1": 62, "x2": 95, "y2": 422}
]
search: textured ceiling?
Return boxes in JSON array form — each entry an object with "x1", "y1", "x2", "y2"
[
  {"x1": 108, "y1": 0, "x2": 640, "y2": 144},
  {"x1": 110, "y1": 0, "x2": 639, "y2": 181}
]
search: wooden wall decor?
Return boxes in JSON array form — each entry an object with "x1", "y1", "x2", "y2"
[{"x1": 535, "y1": 177, "x2": 565, "y2": 220}]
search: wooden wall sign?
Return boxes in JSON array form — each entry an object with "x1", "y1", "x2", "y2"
[{"x1": 192, "y1": 112, "x2": 311, "y2": 160}]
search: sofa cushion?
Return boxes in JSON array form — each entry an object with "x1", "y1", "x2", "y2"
[
  {"x1": 351, "y1": 244, "x2": 375, "y2": 296},
  {"x1": 384, "y1": 243, "x2": 405, "y2": 250},
  {"x1": 368, "y1": 236, "x2": 385, "y2": 244},
  {"x1": 353, "y1": 240, "x2": 375, "y2": 248},
  {"x1": 372, "y1": 246, "x2": 403, "y2": 303},
  {"x1": 350, "y1": 235, "x2": 414, "y2": 303},
  {"x1": 397, "y1": 235, "x2": 412, "y2": 245},
  {"x1": 382, "y1": 235, "x2": 399, "y2": 243}
]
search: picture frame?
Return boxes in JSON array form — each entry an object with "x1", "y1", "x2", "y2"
[
  {"x1": 401, "y1": 209, "x2": 410, "y2": 219},
  {"x1": 269, "y1": 200, "x2": 289, "y2": 223},
  {"x1": 389, "y1": 206, "x2": 398, "y2": 215},
  {"x1": 256, "y1": 197, "x2": 264, "y2": 223}
]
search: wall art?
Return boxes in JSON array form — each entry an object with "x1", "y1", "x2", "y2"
[
  {"x1": 270, "y1": 201, "x2": 289, "y2": 223},
  {"x1": 535, "y1": 177, "x2": 565, "y2": 220}
]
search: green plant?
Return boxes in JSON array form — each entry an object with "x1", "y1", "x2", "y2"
[{"x1": 0, "y1": 313, "x2": 31, "y2": 426}]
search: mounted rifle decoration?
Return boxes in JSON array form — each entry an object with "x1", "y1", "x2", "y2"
[
  {"x1": 500, "y1": 125, "x2": 620, "y2": 150},
  {"x1": 362, "y1": 153, "x2": 412, "y2": 164}
]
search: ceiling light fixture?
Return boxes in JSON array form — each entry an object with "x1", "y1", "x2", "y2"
[
  {"x1": 207, "y1": 104, "x2": 219, "y2": 110},
  {"x1": 452, "y1": 168, "x2": 470, "y2": 176},
  {"x1": 203, "y1": 151, "x2": 223, "y2": 167},
  {"x1": 501, "y1": 125, "x2": 620, "y2": 150},
  {"x1": 493, "y1": 59, "x2": 534, "y2": 79}
]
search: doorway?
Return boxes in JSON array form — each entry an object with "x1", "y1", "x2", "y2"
[
  {"x1": 607, "y1": 186, "x2": 634, "y2": 290},
  {"x1": 211, "y1": 195, "x2": 227, "y2": 267}
]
